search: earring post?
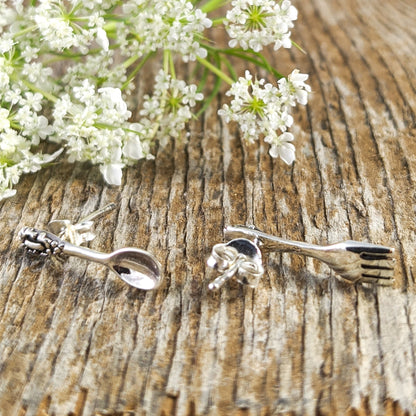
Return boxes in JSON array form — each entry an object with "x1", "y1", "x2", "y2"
[{"x1": 78, "y1": 202, "x2": 117, "y2": 224}]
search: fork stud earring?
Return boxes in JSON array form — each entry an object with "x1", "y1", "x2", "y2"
[{"x1": 207, "y1": 225, "x2": 395, "y2": 289}]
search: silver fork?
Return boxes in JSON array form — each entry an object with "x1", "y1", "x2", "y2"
[{"x1": 224, "y1": 226, "x2": 395, "y2": 285}]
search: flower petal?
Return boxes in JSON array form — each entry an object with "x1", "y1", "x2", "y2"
[{"x1": 100, "y1": 163, "x2": 124, "y2": 185}]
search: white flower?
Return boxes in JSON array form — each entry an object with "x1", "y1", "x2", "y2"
[
  {"x1": 219, "y1": 71, "x2": 283, "y2": 142},
  {"x1": 0, "y1": 130, "x2": 63, "y2": 201},
  {"x1": 4, "y1": 86, "x2": 21, "y2": 105},
  {"x1": 32, "y1": 115, "x2": 54, "y2": 141},
  {"x1": 21, "y1": 46, "x2": 39, "y2": 62},
  {"x1": 288, "y1": 69, "x2": 311, "y2": 104},
  {"x1": 73, "y1": 80, "x2": 96, "y2": 103},
  {"x1": 281, "y1": 0, "x2": 298, "y2": 19},
  {"x1": 51, "y1": 82, "x2": 148, "y2": 186},
  {"x1": 0, "y1": 0, "x2": 309, "y2": 200},
  {"x1": 119, "y1": 0, "x2": 211, "y2": 61},
  {"x1": 279, "y1": 69, "x2": 311, "y2": 106},
  {"x1": 124, "y1": 132, "x2": 145, "y2": 160},
  {"x1": 98, "y1": 87, "x2": 129, "y2": 116},
  {"x1": 42, "y1": 148, "x2": 64, "y2": 163},
  {"x1": 225, "y1": 0, "x2": 297, "y2": 52},
  {"x1": 95, "y1": 27, "x2": 109, "y2": 51},
  {"x1": 0, "y1": 37, "x2": 14, "y2": 53},
  {"x1": 0, "y1": 6, "x2": 17, "y2": 31},
  {"x1": 140, "y1": 69, "x2": 203, "y2": 139},
  {"x1": 21, "y1": 92, "x2": 43, "y2": 112},
  {"x1": 0, "y1": 109, "x2": 10, "y2": 130},
  {"x1": 100, "y1": 163, "x2": 124, "y2": 185},
  {"x1": 0, "y1": 187, "x2": 17, "y2": 201},
  {"x1": 124, "y1": 137, "x2": 143, "y2": 160},
  {"x1": 265, "y1": 131, "x2": 296, "y2": 164},
  {"x1": 219, "y1": 70, "x2": 309, "y2": 161},
  {"x1": 53, "y1": 94, "x2": 72, "y2": 120},
  {"x1": 35, "y1": 14, "x2": 76, "y2": 50}
]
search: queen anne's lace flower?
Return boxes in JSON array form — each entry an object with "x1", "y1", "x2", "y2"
[
  {"x1": 32, "y1": 0, "x2": 109, "y2": 53},
  {"x1": 225, "y1": 0, "x2": 297, "y2": 52},
  {"x1": 219, "y1": 70, "x2": 310, "y2": 163},
  {"x1": 119, "y1": 0, "x2": 211, "y2": 61},
  {"x1": 279, "y1": 69, "x2": 312, "y2": 106},
  {"x1": 140, "y1": 70, "x2": 203, "y2": 141},
  {"x1": 0, "y1": 0, "x2": 309, "y2": 200},
  {"x1": 51, "y1": 81, "x2": 154, "y2": 185},
  {"x1": 265, "y1": 131, "x2": 295, "y2": 164}
]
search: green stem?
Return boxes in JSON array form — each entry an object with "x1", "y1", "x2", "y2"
[
  {"x1": 12, "y1": 25, "x2": 38, "y2": 38},
  {"x1": 169, "y1": 52, "x2": 176, "y2": 79},
  {"x1": 211, "y1": 17, "x2": 226, "y2": 26},
  {"x1": 23, "y1": 81, "x2": 58, "y2": 103},
  {"x1": 46, "y1": 48, "x2": 100, "y2": 59},
  {"x1": 68, "y1": 2, "x2": 83, "y2": 18},
  {"x1": 291, "y1": 40, "x2": 306, "y2": 54},
  {"x1": 121, "y1": 51, "x2": 154, "y2": 90},
  {"x1": 201, "y1": 0, "x2": 231, "y2": 13},
  {"x1": 122, "y1": 53, "x2": 141, "y2": 69},
  {"x1": 196, "y1": 56, "x2": 234, "y2": 85},
  {"x1": 94, "y1": 122, "x2": 118, "y2": 130},
  {"x1": 163, "y1": 49, "x2": 171, "y2": 74},
  {"x1": 103, "y1": 21, "x2": 118, "y2": 33},
  {"x1": 10, "y1": 121, "x2": 21, "y2": 130},
  {"x1": 203, "y1": 44, "x2": 284, "y2": 79},
  {"x1": 10, "y1": 74, "x2": 58, "y2": 103}
]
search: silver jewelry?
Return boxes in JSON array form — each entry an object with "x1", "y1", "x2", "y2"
[
  {"x1": 19, "y1": 205, "x2": 162, "y2": 290},
  {"x1": 207, "y1": 237, "x2": 264, "y2": 290},
  {"x1": 207, "y1": 225, "x2": 395, "y2": 289},
  {"x1": 48, "y1": 202, "x2": 116, "y2": 245}
]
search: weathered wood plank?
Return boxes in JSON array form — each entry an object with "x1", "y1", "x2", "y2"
[{"x1": 1, "y1": 0, "x2": 416, "y2": 414}]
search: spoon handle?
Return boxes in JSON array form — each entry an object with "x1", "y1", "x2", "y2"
[
  {"x1": 61, "y1": 240, "x2": 109, "y2": 264},
  {"x1": 19, "y1": 226, "x2": 163, "y2": 291},
  {"x1": 19, "y1": 226, "x2": 109, "y2": 265}
]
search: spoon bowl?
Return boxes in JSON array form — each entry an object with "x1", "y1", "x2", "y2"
[
  {"x1": 19, "y1": 227, "x2": 163, "y2": 291},
  {"x1": 108, "y1": 248, "x2": 162, "y2": 290}
]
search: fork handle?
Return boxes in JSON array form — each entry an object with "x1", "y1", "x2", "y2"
[{"x1": 224, "y1": 226, "x2": 331, "y2": 262}]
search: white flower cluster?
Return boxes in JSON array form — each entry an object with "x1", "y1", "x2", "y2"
[
  {"x1": 119, "y1": 0, "x2": 212, "y2": 62},
  {"x1": 0, "y1": 0, "x2": 310, "y2": 201},
  {"x1": 32, "y1": 1, "x2": 110, "y2": 53},
  {"x1": 0, "y1": 52, "x2": 60, "y2": 201},
  {"x1": 140, "y1": 70, "x2": 204, "y2": 141},
  {"x1": 219, "y1": 70, "x2": 310, "y2": 163},
  {"x1": 52, "y1": 81, "x2": 153, "y2": 186},
  {"x1": 225, "y1": 0, "x2": 298, "y2": 52},
  {"x1": 0, "y1": 0, "x2": 210, "y2": 200}
]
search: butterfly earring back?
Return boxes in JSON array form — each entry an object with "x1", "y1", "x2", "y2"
[{"x1": 207, "y1": 231, "x2": 265, "y2": 290}]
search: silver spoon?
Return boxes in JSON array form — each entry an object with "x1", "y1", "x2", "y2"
[{"x1": 19, "y1": 226, "x2": 162, "y2": 290}]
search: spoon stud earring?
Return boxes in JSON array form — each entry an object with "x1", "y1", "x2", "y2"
[
  {"x1": 18, "y1": 205, "x2": 162, "y2": 291},
  {"x1": 207, "y1": 236, "x2": 265, "y2": 290}
]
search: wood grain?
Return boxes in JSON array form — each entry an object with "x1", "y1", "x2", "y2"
[{"x1": 1, "y1": 0, "x2": 416, "y2": 414}]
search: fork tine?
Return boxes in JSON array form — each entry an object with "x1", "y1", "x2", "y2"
[
  {"x1": 359, "y1": 276, "x2": 394, "y2": 286},
  {"x1": 360, "y1": 252, "x2": 394, "y2": 261},
  {"x1": 345, "y1": 241, "x2": 394, "y2": 255},
  {"x1": 361, "y1": 258, "x2": 396, "y2": 270},
  {"x1": 361, "y1": 267, "x2": 395, "y2": 279}
]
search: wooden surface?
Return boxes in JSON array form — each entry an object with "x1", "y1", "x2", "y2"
[{"x1": 1, "y1": 0, "x2": 416, "y2": 414}]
